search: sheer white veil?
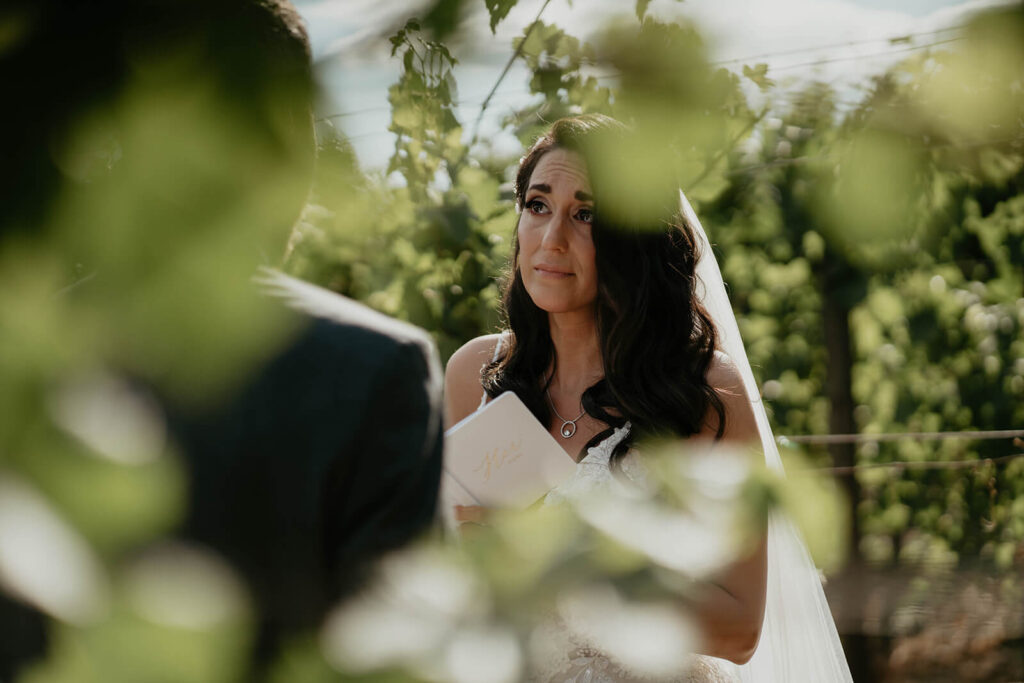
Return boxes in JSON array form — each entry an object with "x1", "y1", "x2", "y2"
[{"x1": 683, "y1": 191, "x2": 854, "y2": 682}]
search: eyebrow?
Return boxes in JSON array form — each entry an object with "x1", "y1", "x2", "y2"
[{"x1": 527, "y1": 183, "x2": 594, "y2": 202}]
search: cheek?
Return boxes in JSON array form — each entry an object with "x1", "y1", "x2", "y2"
[
  {"x1": 578, "y1": 236, "x2": 597, "y2": 275},
  {"x1": 516, "y1": 221, "x2": 538, "y2": 258},
  {"x1": 514, "y1": 226, "x2": 529, "y2": 275}
]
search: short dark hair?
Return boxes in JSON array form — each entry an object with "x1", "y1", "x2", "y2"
[{"x1": 485, "y1": 115, "x2": 726, "y2": 459}]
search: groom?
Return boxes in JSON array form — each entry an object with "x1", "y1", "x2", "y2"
[
  {"x1": 0, "y1": 0, "x2": 444, "y2": 677},
  {"x1": 170, "y1": 279, "x2": 446, "y2": 666}
]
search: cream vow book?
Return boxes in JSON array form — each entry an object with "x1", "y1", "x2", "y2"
[{"x1": 441, "y1": 392, "x2": 577, "y2": 515}]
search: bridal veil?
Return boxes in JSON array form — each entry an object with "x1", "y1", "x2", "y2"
[{"x1": 683, "y1": 191, "x2": 854, "y2": 682}]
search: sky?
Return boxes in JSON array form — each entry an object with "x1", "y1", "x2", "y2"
[{"x1": 294, "y1": 0, "x2": 1012, "y2": 169}]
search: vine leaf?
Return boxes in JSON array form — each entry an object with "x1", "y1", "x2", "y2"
[
  {"x1": 484, "y1": 0, "x2": 517, "y2": 33},
  {"x1": 424, "y1": 0, "x2": 462, "y2": 40},
  {"x1": 636, "y1": 0, "x2": 685, "y2": 22},
  {"x1": 743, "y1": 63, "x2": 776, "y2": 92}
]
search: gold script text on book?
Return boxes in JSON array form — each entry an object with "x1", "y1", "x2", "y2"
[{"x1": 472, "y1": 439, "x2": 524, "y2": 482}]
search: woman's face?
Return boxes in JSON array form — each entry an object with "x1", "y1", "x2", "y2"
[{"x1": 517, "y1": 148, "x2": 598, "y2": 316}]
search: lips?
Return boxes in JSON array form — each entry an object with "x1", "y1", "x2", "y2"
[{"x1": 535, "y1": 264, "x2": 574, "y2": 277}]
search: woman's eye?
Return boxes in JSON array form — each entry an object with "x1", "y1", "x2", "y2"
[
  {"x1": 576, "y1": 208, "x2": 594, "y2": 224},
  {"x1": 526, "y1": 199, "x2": 548, "y2": 214}
]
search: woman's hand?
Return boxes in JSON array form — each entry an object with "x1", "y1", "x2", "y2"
[
  {"x1": 454, "y1": 505, "x2": 489, "y2": 539},
  {"x1": 454, "y1": 505, "x2": 487, "y2": 523}
]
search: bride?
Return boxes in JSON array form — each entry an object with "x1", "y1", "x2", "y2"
[{"x1": 444, "y1": 115, "x2": 852, "y2": 682}]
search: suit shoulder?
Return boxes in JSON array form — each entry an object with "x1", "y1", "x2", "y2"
[{"x1": 259, "y1": 269, "x2": 434, "y2": 351}]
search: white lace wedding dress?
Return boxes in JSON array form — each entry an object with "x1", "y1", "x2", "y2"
[
  {"x1": 530, "y1": 420, "x2": 741, "y2": 683},
  {"x1": 471, "y1": 343, "x2": 737, "y2": 683}
]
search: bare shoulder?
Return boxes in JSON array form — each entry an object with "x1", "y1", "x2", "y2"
[
  {"x1": 444, "y1": 333, "x2": 503, "y2": 428},
  {"x1": 704, "y1": 350, "x2": 759, "y2": 444},
  {"x1": 707, "y1": 350, "x2": 744, "y2": 394},
  {"x1": 445, "y1": 333, "x2": 503, "y2": 379}
]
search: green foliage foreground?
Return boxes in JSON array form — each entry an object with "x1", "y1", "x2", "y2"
[{"x1": 0, "y1": 0, "x2": 1022, "y2": 680}]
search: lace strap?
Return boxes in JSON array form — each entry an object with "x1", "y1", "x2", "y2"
[{"x1": 476, "y1": 332, "x2": 507, "y2": 410}]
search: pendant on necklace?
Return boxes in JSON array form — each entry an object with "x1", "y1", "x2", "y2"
[{"x1": 560, "y1": 421, "x2": 577, "y2": 438}]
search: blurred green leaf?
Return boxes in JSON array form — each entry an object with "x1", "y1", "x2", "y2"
[
  {"x1": 742, "y1": 63, "x2": 775, "y2": 92},
  {"x1": 484, "y1": 0, "x2": 516, "y2": 33}
]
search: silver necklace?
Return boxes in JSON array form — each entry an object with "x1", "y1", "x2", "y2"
[{"x1": 547, "y1": 388, "x2": 586, "y2": 438}]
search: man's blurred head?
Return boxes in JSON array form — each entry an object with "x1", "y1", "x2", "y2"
[
  {"x1": 0, "y1": 0, "x2": 316, "y2": 256},
  {"x1": 0, "y1": 0, "x2": 319, "y2": 400}
]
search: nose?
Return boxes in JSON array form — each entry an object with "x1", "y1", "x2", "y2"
[{"x1": 539, "y1": 211, "x2": 570, "y2": 251}]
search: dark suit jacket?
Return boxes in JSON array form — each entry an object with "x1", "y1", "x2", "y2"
[
  {"x1": 166, "y1": 276, "x2": 444, "y2": 638},
  {"x1": 0, "y1": 277, "x2": 443, "y2": 679}
]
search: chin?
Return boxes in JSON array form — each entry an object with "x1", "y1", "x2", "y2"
[
  {"x1": 525, "y1": 289, "x2": 569, "y2": 313},
  {"x1": 530, "y1": 299, "x2": 569, "y2": 314},
  {"x1": 528, "y1": 296, "x2": 593, "y2": 316}
]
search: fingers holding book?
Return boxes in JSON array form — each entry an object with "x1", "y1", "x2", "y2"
[{"x1": 454, "y1": 504, "x2": 490, "y2": 539}]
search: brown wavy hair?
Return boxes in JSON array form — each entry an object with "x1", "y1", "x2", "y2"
[{"x1": 482, "y1": 114, "x2": 725, "y2": 460}]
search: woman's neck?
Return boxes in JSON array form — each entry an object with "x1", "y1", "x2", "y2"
[{"x1": 547, "y1": 310, "x2": 603, "y2": 397}]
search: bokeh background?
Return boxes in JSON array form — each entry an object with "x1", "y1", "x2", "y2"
[
  {"x1": 1, "y1": 0, "x2": 1021, "y2": 681},
  {"x1": 287, "y1": 0, "x2": 1024, "y2": 679}
]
